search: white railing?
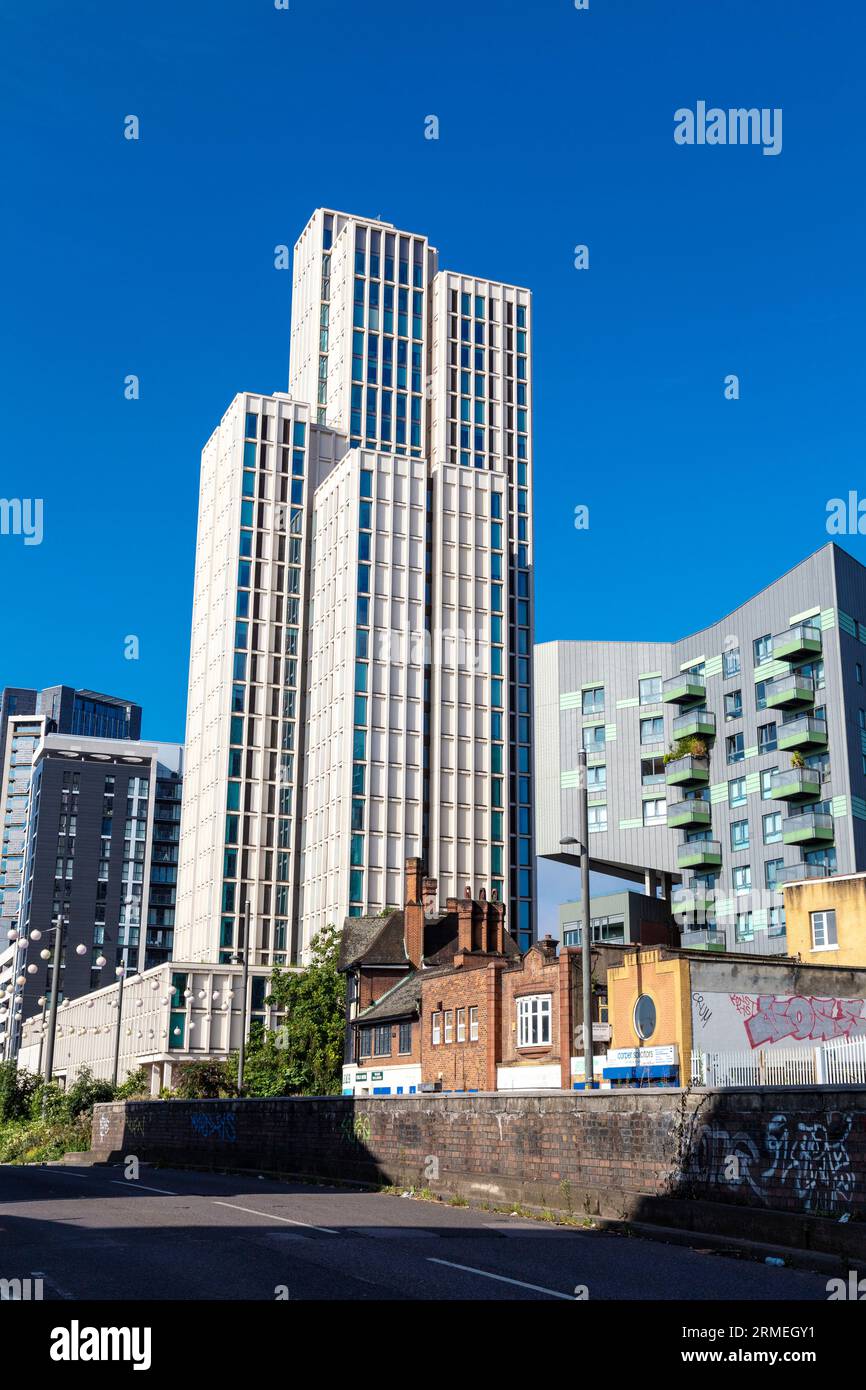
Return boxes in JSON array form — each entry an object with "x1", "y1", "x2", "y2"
[
  {"x1": 691, "y1": 1035, "x2": 866, "y2": 1088},
  {"x1": 823, "y1": 1035, "x2": 866, "y2": 1085}
]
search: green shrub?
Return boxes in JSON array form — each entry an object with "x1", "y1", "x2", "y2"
[
  {"x1": 171, "y1": 1060, "x2": 234, "y2": 1099},
  {"x1": 0, "y1": 1061, "x2": 39, "y2": 1123}
]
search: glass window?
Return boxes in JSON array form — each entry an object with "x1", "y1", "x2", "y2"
[
  {"x1": 763, "y1": 812, "x2": 782, "y2": 844},
  {"x1": 735, "y1": 911, "x2": 754, "y2": 942},
  {"x1": 761, "y1": 767, "x2": 777, "y2": 799},
  {"x1": 811, "y1": 909, "x2": 837, "y2": 949},
  {"x1": 733, "y1": 865, "x2": 751, "y2": 895},
  {"x1": 640, "y1": 716, "x2": 664, "y2": 744},
  {"x1": 582, "y1": 725, "x2": 606, "y2": 751},
  {"x1": 753, "y1": 634, "x2": 773, "y2": 666},
  {"x1": 633, "y1": 995, "x2": 656, "y2": 1041},
  {"x1": 582, "y1": 687, "x2": 604, "y2": 716},
  {"x1": 398, "y1": 1022, "x2": 412, "y2": 1054},
  {"x1": 517, "y1": 994, "x2": 552, "y2": 1047},
  {"x1": 728, "y1": 777, "x2": 747, "y2": 807},
  {"x1": 639, "y1": 676, "x2": 662, "y2": 706},
  {"x1": 765, "y1": 858, "x2": 784, "y2": 891},
  {"x1": 643, "y1": 798, "x2": 666, "y2": 826},
  {"x1": 730, "y1": 819, "x2": 750, "y2": 851},
  {"x1": 724, "y1": 689, "x2": 743, "y2": 721},
  {"x1": 587, "y1": 765, "x2": 607, "y2": 790},
  {"x1": 758, "y1": 722, "x2": 777, "y2": 754},
  {"x1": 723, "y1": 645, "x2": 741, "y2": 678},
  {"x1": 755, "y1": 680, "x2": 768, "y2": 711},
  {"x1": 588, "y1": 804, "x2": 607, "y2": 833},
  {"x1": 726, "y1": 733, "x2": 744, "y2": 764},
  {"x1": 431, "y1": 1012, "x2": 442, "y2": 1045}
]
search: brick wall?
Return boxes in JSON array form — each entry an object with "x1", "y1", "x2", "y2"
[{"x1": 90, "y1": 1085, "x2": 866, "y2": 1246}]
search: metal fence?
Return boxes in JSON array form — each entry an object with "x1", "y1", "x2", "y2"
[{"x1": 691, "y1": 1035, "x2": 866, "y2": 1087}]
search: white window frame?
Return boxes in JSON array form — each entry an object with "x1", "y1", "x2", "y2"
[
  {"x1": 444, "y1": 1010, "x2": 453, "y2": 1044},
  {"x1": 431, "y1": 1012, "x2": 441, "y2": 1045},
  {"x1": 811, "y1": 909, "x2": 838, "y2": 950},
  {"x1": 456, "y1": 1007, "x2": 466, "y2": 1043},
  {"x1": 469, "y1": 1005, "x2": 479, "y2": 1041},
  {"x1": 517, "y1": 994, "x2": 552, "y2": 1048}
]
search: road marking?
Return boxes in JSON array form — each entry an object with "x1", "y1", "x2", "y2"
[
  {"x1": 111, "y1": 1181, "x2": 177, "y2": 1196},
  {"x1": 427, "y1": 1257, "x2": 576, "y2": 1300},
  {"x1": 40, "y1": 1169, "x2": 89, "y2": 1178},
  {"x1": 212, "y1": 1200, "x2": 338, "y2": 1235}
]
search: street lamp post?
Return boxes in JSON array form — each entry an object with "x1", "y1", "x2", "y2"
[
  {"x1": 42, "y1": 917, "x2": 65, "y2": 1086},
  {"x1": 236, "y1": 900, "x2": 250, "y2": 1098},
  {"x1": 560, "y1": 745, "x2": 594, "y2": 1092},
  {"x1": 112, "y1": 964, "x2": 127, "y2": 1087}
]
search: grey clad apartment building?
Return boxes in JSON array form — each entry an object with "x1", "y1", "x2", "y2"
[
  {"x1": 4, "y1": 733, "x2": 183, "y2": 1057},
  {"x1": 536, "y1": 544, "x2": 866, "y2": 955}
]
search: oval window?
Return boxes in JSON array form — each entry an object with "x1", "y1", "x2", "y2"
[{"x1": 633, "y1": 995, "x2": 656, "y2": 1041}]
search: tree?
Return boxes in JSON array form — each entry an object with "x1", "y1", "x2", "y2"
[{"x1": 260, "y1": 924, "x2": 346, "y2": 1096}]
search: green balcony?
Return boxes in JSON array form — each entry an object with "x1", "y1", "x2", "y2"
[
  {"x1": 665, "y1": 755, "x2": 710, "y2": 788},
  {"x1": 782, "y1": 810, "x2": 834, "y2": 846},
  {"x1": 765, "y1": 674, "x2": 815, "y2": 711},
  {"x1": 680, "y1": 928, "x2": 726, "y2": 953},
  {"x1": 672, "y1": 710, "x2": 717, "y2": 741},
  {"x1": 662, "y1": 673, "x2": 707, "y2": 706},
  {"x1": 667, "y1": 800, "x2": 712, "y2": 830},
  {"x1": 768, "y1": 767, "x2": 822, "y2": 802},
  {"x1": 777, "y1": 716, "x2": 828, "y2": 753},
  {"x1": 773, "y1": 623, "x2": 822, "y2": 663},
  {"x1": 677, "y1": 839, "x2": 722, "y2": 871}
]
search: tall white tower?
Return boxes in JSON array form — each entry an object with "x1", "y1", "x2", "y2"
[{"x1": 176, "y1": 209, "x2": 535, "y2": 963}]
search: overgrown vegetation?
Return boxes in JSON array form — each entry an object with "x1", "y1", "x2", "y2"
[
  {"x1": 0, "y1": 923, "x2": 348, "y2": 1160},
  {"x1": 244, "y1": 923, "x2": 346, "y2": 1097},
  {"x1": 0, "y1": 1062, "x2": 149, "y2": 1164}
]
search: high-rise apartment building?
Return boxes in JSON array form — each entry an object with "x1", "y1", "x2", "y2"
[
  {"x1": 536, "y1": 544, "x2": 866, "y2": 955},
  {"x1": 176, "y1": 208, "x2": 535, "y2": 965},
  {"x1": 2, "y1": 733, "x2": 183, "y2": 1056},
  {"x1": 0, "y1": 687, "x2": 142, "y2": 946}
]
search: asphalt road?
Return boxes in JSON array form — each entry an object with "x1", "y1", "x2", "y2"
[{"x1": 0, "y1": 1162, "x2": 835, "y2": 1302}]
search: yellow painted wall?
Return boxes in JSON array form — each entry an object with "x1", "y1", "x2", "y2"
[
  {"x1": 784, "y1": 875, "x2": 866, "y2": 968},
  {"x1": 607, "y1": 949, "x2": 692, "y2": 1059}
]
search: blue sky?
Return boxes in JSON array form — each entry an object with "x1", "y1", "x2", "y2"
[{"x1": 2, "y1": 0, "x2": 864, "y2": 927}]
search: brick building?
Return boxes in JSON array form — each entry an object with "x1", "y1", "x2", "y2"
[
  {"x1": 339, "y1": 858, "x2": 519, "y2": 1094},
  {"x1": 339, "y1": 856, "x2": 641, "y2": 1094}
]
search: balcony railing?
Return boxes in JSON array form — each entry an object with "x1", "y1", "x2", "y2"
[
  {"x1": 777, "y1": 716, "x2": 828, "y2": 752},
  {"x1": 765, "y1": 674, "x2": 815, "y2": 711},
  {"x1": 667, "y1": 800, "x2": 712, "y2": 829},
  {"x1": 672, "y1": 710, "x2": 717, "y2": 740},
  {"x1": 776, "y1": 862, "x2": 831, "y2": 885},
  {"x1": 768, "y1": 767, "x2": 822, "y2": 802},
  {"x1": 665, "y1": 755, "x2": 710, "y2": 787},
  {"x1": 782, "y1": 810, "x2": 834, "y2": 846},
  {"x1": 680, "y1": 929, "x2": 726, "y2": 952},
  {"x1": 772, "y1": 622, "x2": 822, "y2": 663},
  {"x1": 677, "y1": 839, "x2": 722, "y2": 870},
  {"x1": 662, "y1": 673, "x2": 707, "y2": 706}
]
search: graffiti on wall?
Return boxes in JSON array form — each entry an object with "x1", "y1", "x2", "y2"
[
  {"x1": 745, "y1": 997, "x2": 866, "y2": 1049},
  {"x1": 690, "y1": 990, "x2": 866, "y2": 1051},
  {"x1": 684, "y1": 1110, "x2": 855, "y2": 1214},
  {"x1": 190, "y1": 1111, "x2": 236, "y2": 1143}
]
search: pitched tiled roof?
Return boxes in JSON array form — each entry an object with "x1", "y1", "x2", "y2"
[
  {"x1": 338, "y1": 909, "x2": 407, "y2": 971},
  {"x1": 354, "y1": 965, "x2": 452, "y2": 1024}
]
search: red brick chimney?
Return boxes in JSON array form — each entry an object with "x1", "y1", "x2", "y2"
[
  {"x1": 404, "y1": 856, "x2": 424, "y2": 967},
  {"x1": 458, "y1": 885, "x2": 474, "y2": 954},
  {"x1": 488, "y1": 891, "x2": 504, "y2": 954},
  {"x1": 422, "y1": 876, "x2": 438, "y2": 917}
]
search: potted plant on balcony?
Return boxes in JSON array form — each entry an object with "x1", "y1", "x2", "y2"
[{"x1": 791, "y1": 750, "x2": 805, "y2": 769}]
